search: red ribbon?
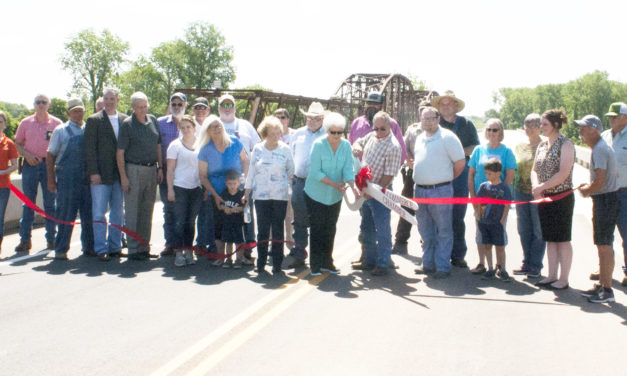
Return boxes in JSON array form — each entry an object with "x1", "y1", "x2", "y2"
[
  {"x1": 355, "y1": 166, "x2": 372, "y2": 190},
  {"x1": 411, "y1": 188, "x2": 576, "y2": 205}
]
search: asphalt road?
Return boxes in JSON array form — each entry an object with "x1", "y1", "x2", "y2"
[{"x1": 1, "y1": 130, "x2": 625, "y2": 376}]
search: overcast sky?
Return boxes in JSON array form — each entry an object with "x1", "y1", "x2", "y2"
[{"x1": 1, "y1": 0, "x2": 626, "y2": 117}]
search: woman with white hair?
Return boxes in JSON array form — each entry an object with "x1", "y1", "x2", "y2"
[
  {"x1": 244, "y1": 116, "x2": 294, "y2": 273},
  {"x1": 197, "y1": 115, "x2": 249, "y2": 266},
  {"x1": 304, "y1": 112, "x2": 360, "y2": 276}
]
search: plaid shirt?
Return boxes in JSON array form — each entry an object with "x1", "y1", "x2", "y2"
[{"x1": 356, "y1": 131, "x2": 402, "y2": 185}]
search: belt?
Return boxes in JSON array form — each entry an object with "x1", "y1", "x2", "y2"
[
  {"x1": 128, "y1": 161, "x2": 157, "y2": 167},
  {"x1": 294, "y1": 176, "x2": 306, "y2": 182},
  {"x1": 416, "y1": 181, "x2": 451, "y2": 189},
  {"x1": 620, "y1": 187, "x2": 627, "y2": 191}
]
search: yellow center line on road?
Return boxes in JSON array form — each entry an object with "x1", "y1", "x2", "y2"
[
  {"x1": 150, "y1": 239, "x2": 359, "y2": 376},
  {"x1": 185, "y1": 243, "x2": 360, "y2": 376}
]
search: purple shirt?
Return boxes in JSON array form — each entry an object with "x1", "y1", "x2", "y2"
[
  {"x1": 158, "y1": 115, "x2": 180, "y2": 166},
  {"x1": 348, "y1": 115, "x2": 406, "y2": 164}
]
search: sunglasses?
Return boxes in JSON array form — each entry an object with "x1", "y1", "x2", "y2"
[
  {"x1": 194, "y1": 105, "x2": 208, "y2": 110},
  {"x1": 171, "y1": 103, "x2": 184, "y2": 107},
  {"x1": 220, "y1": 103, "x2": 234, "y2": 108},
  {"x1": 373, "y1": 127, "x2": 387, "y2": 132},
  {"x1": 328, "y1": 130, "x2": 343, "y2": 135},
  {"x1": 277, "y1": 116, "x2": 288, "y2": 120},
  {"x1": 486, "y1": 128, "x2": 500, "y2": 133},
  {"x1": 35, "y1": 100, "x2": 48, "y2": 105}
]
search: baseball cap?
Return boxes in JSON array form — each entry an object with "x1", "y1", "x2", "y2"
[
  {"x1": 605, "y1": 102, "x2": 627, "y2": 117},
  {"x1": 170, "y1": 92, "x2": 187, "y2": 102},
  {"x1": 574, "y1": 115, "x2": 603, "y2": 133},
  {"x1": 193, "y1": 97, "x2": 209, "y2": 108},
  {"x1": 218, "y1": 94, "x2": 235, "y2": 105},
  {"x1": 66, "y1": 98, "x2": 85, "y2": 111},
  {"x1": 365, "y1": 92, "x2": 383, "y2": 104}
]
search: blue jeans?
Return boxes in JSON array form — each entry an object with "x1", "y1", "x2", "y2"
[
  {"x1": 290, "y1": 178, "x2": 308, "y2": 260},
  {"x1": 0, "y1": 188, "x2": 9, "y2": 243},
  {"x1": 172, "y1": 186, "x2": 203, "y2": 248},
  {"x1": 618, "y1": 190, "x2": 627, "y2": 275},
  {"x1": 450, "y1": 161, "x2": 469, "y2": 261},
  {"x1": 159, "y1": 182, "x2": 176, "y2": 247},
  {"x1": 91, "y1": 182, "x2": 124, "y2": 255},
  {"x1": 55, "y1": 181, "x2": 94, "y2": 254},
  {"x1": 514, "y1": 189, "x2": 545, "y2": 272},
  {"x1": 195, "y1": 194, "x2": 216, "y2": 251},
  {"x1": 415, "y1": 184, "x2": 454, "y2": 273},
  {"x1": 361, "y1": 198, "x2": 392, "y2": 268},
  {"x1": 20, "y1": 162, "x2": 56, "y2": 243}
]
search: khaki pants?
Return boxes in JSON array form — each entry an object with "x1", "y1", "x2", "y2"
[{"x1": 124, "y1": 164, "x2": 157, "y2": 253}]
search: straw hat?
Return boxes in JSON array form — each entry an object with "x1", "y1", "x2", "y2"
[{"x1": 431, "y1": 90, "x2": 465, "y2": 112}]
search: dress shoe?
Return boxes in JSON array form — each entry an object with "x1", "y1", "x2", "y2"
[
  {"x1": 83, "y1": 249, "x2": 97, "y2": 257},
  {"x1": 128, "y1": 252, "x2": 149, "y2": 261},
  {"x1": 15, "y1": 241, "x2": 32, "y2": 253},
  {"x1": 287, "y1": 259, "x2": 306, "y2": 269},
  {"x1": 535, "y1": 279, "x2": 557, "y2": 287},
  {"x1": 351, "y1": 262, "x2": 375, "y2": 271},
  {"x1": 414, "y1": 266, "x2": 436, "y2": 275},
  {"x1": 54, "y1": 252, "x2": 68, "y2": 260},
  {"x1": 98, "y1": 253, "x2": 111, "y2": 262},
  {"x1": 109, "y1": 251, "x2": 124, "y2": 258},
  {"x1": 370, "y1": 266, "x2": 388, "y2": 276},
  {"x1": 451, "y1": 258, "x2": 468, "y2": 268},
  {"x1": 160, "y1": 247, "x2": 175, "y2": 256},
  {"x1": 47, "y1": 241, "x2": 55, "y2": 250}
]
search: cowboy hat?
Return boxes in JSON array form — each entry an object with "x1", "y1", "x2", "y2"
[
  {"x1": 431, "y1": 90, "x2": 465, "y2": 113},
  {"x1": 300, "y1": 102, "x2": 325, "y2": 117}
]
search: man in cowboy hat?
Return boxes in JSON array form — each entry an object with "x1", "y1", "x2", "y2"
[
  {"x1": 287, "y1": 102, "x2": 326, "y2": 269},
  {"x1": 431, "y1": 90, "x2": 479, "y2": 268}
]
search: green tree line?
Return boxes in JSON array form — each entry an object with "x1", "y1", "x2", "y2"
[{"x1": 486, "y1": 71, "x2": 627, "y2": 143}]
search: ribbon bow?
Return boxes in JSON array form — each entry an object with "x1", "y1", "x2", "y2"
[{"x1": 355, "y1": 166, "x2": 372, "y2": 190}]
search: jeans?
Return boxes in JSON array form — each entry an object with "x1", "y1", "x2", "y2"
[
  {"x1": 450, "y1": 161, "x2": 469, "y2": 261},
  {"x1": 305, "y1": 193, "x2": 342, "y2": 272},
  {"x1": 91, "y1": 182, "x2": 124, "y2": 255},
  {"x1": 361, "y1": 198, "x2": 392, "y2": 268},
  {"x1": 514, "y1": 189, "x2": 545, "y2": 272},
  {"x1": 159, "y1": 182, "x2": 176, "y2": 247},
  {"x1": 19, "y1": 162, "x2": 56, "y2": 243},
  {"x1": 394, "y1": 167, "x2": 415, "y2": 245},
  {"x1": 172, "y1": 186, "x2": 203, "y2": 248},
  {"x1": 290, "y1": 178, "x2": 309, "y2": 260},
  {"x1": 0, "y1": 188, "x2": 10, "y2": 243},
  {"x1": 196, "y1": 194, "x2": 216, "y2": 251},
  {"x1": 255, "y1": 199, "x2": 287, "y2": 270},
  {"x1": 55, "y1": 181, "x2": 94, "y2": 254},
  {"x1": 617, "y1": 190, "x2": 627, "y2": 275},
  {"x1": 415, "y1": 184, "x2": 454, "y2": 273}
]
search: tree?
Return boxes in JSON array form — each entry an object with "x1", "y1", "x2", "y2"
[
  {"x1": 406, "y1": 74, "x2": 428, "y2": 91},
  {"x1": 49, "y1": 98, "x2": 68, "y2": 123},
  {"x1": 115, "y1": 57, "x2": 169, "y2": 116},
  {"x1": 60, "y1": 29, "x2": 129, "y2": 111},
  {"x1": 151, "y1": 40, "x2": 187, "y2": 100},
  {"x1": 179, "y1": 22, "x2": 235, "y2": 90}
]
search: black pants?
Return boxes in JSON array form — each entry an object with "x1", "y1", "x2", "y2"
[
  {"x1": 305, "y1": 193, "x2": 342, "y2": 272},
  {"x1": 255, "y1": 199, "x2": 287, "y2": 270},
  {"x1": 394, "y1": 167, "x2": 416, "y2": 244},
  {"x1": 172, "y1": 186, "x2": 203, "y2": 248}
]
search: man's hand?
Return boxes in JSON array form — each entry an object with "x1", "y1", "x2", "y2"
[
  {"x1": 90, "y1": 174, "x2": 102, "y2": 185},
  {"x1": 121, "y1": 176, "x2": 130, "y2": 193},
  {"x1": 167, "y1": 189, "x2": 175, "y2": 202},
  {"x1": 47, "y1": 179, "x2": 56, "y2": 193},
  {"x1": 157, "y1": 168, "x2": 163, "y2": 184},
  {"x1": 25, "y1": 154, "x2": 41, "y2": 166}
]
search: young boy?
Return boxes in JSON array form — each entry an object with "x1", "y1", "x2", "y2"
[
  {"x1": 475, "y1": 158, "x2": 512, "y2": 282},
  {"x1": 217, "y1": 170, "x2": 252, "y2": 268}
]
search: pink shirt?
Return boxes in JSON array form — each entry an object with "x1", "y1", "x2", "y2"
[
  {"x1": 348, "y1": 115, "x2": 407, "y2": 164},
  {"x1": 15, "y1": 114, "x2": 62, "y2": 158}
]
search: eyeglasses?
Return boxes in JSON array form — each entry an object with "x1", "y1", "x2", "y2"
[
  {"x1": 193, "y1": 105, "x2": 208, "y2": 110},
  {"x1": 328, "y1": 130, "x2": 343, "y2": 135},
  {"x1": 277, "y1": 116, "x2": 288, "y2": 120},
  {"x1": 171, "y1": 103, "x2": 184, "y2": 107},
  {"x1": 35, "y1": 100, "x2": 48, "y2": 105},
  {"x1": 373, "y1": 127, "x2": 387, "y2": 132},
  {"x1": 486, "y1": 128, "x2": 500, "y2": 133},
  {"x1": 220, "y1": 103, "x2": 234, "y2": 108}
]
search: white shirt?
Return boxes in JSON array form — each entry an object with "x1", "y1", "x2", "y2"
[
  {"x1": 222, "y1": 118, "x2": 261, "y2": 154},
  {"x1": 245, "y1": 142, "x2": 294, "y2": 201},
  {"x1": 108, "y1": 113, "x2": 120, "y2": 139},
  {"x1": 166, "y1": 138, "x2": 201, "y2": 189}
]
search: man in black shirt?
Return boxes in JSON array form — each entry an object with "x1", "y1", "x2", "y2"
[{"x1": 432, "y1": 91, "x2": 479, "y2": 268}]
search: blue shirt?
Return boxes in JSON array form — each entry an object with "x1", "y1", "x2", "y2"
[
  {"x1": 291, "y1": 126, "x2": 326, "y2": 178},
  {"x1": 305, "y1": 138, "x2": 355, "y2": 205},
  {"x1": 158, "y1": 115, "x2": 180, "y2": 166},
  {"x1": 477, "y1": 181, "x2": 512, "y2": 224},
  {"x1": 197, "y1": 136, "x2": 243, "y2": 196},
  {"x1": 47, "y1": 121, "x2": 84, "y2": 162},
  {"x1": 468, "y1": 144, "x2": 517, "y2": 193}
]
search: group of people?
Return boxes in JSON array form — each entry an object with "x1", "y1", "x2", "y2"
[{"x1": 2, "y1": 89, "x2": 626, "y2": 303}]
